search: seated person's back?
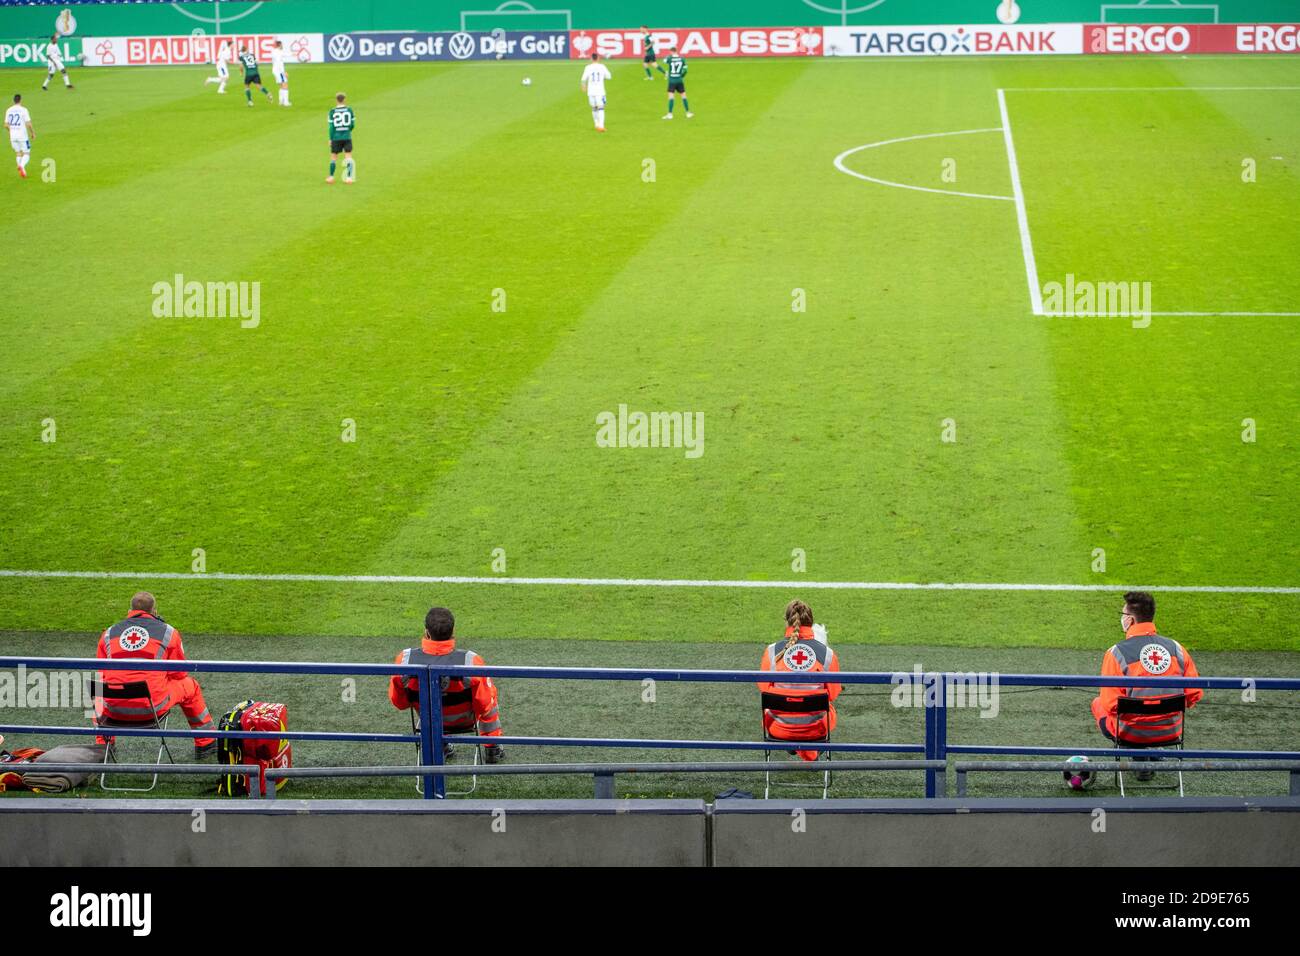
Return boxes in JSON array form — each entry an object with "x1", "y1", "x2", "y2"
[
  {"x1": 389, "y1": 606, "x2": 504, "y2": 762},
  {"x1": 757, "y1": 600, "x2": 841, "y2": 761}
]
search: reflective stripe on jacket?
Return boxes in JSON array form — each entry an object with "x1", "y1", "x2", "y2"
[
  {"x1": 757, "y1": 626, "x2": 841, "y2": 740},
  {"x1": 388, "y1": 638, "x2": 502, "y2": 736},
  {"x1": 96, "y1": 610, "x2": 187, "y2": 715},
  {"x1": 1090, "y1": 622, "x2": 1202, "y2": 744}
]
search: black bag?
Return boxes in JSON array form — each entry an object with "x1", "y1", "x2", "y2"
[{"x1": 216, "y1": 700, "x2": 254, "y2": 797}]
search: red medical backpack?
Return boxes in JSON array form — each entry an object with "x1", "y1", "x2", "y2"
[{"x1": 216, "y1": 700, "x2": 292, "y2": 796}]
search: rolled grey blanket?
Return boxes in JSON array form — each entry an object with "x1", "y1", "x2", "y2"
[{"x1": 20, "y1": 744, "x2": 108, "y2": 792}]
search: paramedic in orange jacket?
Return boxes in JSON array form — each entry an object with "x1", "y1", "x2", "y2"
[
  {"x1": 758, "y1": 600, "x2": 841, "y2": 762},
  {"x1": 389, "y1": 606, "x2": 505, "y2": 764},
  {"x1": 95, "y1": 592, "x2": 217, "y2": 758},
  {"x1": 1091, "y1": 592, "x2": 1202, "y2": 769}
]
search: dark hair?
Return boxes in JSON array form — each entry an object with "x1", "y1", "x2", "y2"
[
  {"x1": 590, "y1": 52, "x2": 599, "y2": 60},
  {"x1": 1123, "y1": 591, "x2": 1156, "y2": 623},
  {"x1": 425, "y1": 606, "x2": 455, "y2": 641},
  {"x1": 130, "y1": 591, "x2": 156, "y2": 612},
  {"x1": 13, "y1": 94, "x2": 20, "y2": 103},
  {"x1": 336, "y1": 92, "x2": 346, "y2": 103}
]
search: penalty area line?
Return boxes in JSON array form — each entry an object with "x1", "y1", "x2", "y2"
[
  {"x1": 997, "y1": 88, "x2": 1043, "y2": 317},
  {"x1": 0, "y1": 570, "x2": 1296, "y2": 595}
]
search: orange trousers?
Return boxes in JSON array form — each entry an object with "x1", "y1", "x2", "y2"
[{"x1": 96, "y1": 675, "x2": 216, "y2": 748}]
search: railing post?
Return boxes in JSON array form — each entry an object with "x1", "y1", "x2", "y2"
[
  {"x1": 418, "y1": 667, "x2": 443, "y2": 799},
  {"x1": 923, "y1": 673, "x2": 938, "y2": 798},
  {"x1": 1291, "y1": 771, "x2": 1300, "y2": 798},
  {"x1": 956, "y1": 768, "x2": 967, "y2": 798},
  {"x1": 593, "y1": 772, "x2": 615, "y2": 799},
  {"x1": 935, "y1": 673, "x2": 948, "y2": 798}
]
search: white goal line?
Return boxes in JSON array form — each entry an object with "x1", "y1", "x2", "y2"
[{"x1": 0, "y1": 569, "x2": 1295, "y2": 594}]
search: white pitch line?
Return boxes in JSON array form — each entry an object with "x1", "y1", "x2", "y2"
[
  {"x1": 833, "y1": 128, "x2": 1014, "y2": 201},
  {"x1": 0, "y1": 569, "x2": 1295, "y2": 594},
  {"x1": 1000, "y1": 86, "x2": 1300, "y2": 92},
  {"x1": 1147, "y1": 311, "x2": 1300, "y2": 316},
  {"x1": 997, "y1": 89, "x2": 1043, "y2": 316}
]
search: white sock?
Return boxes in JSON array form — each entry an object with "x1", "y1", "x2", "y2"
[
  {"x1": 218, "y1": 81, "x2": 226, "y2": 93},
  {"x1": 19, "y1": 154, "x2": 29, "y2": 170},
  {"x1": 63, "y1": 73, "x2": 70, "y2": 87},
  {"x1": 345, "y1": 159, "x2": 354, "y2": 179},
  {"x1": 597, "y1": 109, "x2": 605, "y2": 127},
  {"x1": 280, "y1": 88, "x2": 288, "y2": 105}
]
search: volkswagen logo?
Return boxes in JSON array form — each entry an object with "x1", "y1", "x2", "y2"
[
  {"x1": 328, "y1": 34, "x2": 355, "y2": 61},
  {"x1": 448, "y1": 31, "x2": 476, "y2": 59}
]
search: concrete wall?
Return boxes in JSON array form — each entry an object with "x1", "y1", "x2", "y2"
[
  {"x1": 3, "y1": 796, "x2": 1297, "y2": 866},
  {"x1": 712, "y1": 798, "x2": 1300, "y2": 866},
  {"x1": 1, "y1": 799, "x2": 708, "y2": 867}
]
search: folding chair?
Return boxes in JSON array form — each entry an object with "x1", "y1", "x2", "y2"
[
  {"x1": 761, "y1": 691, "x2": 833, "y2": 800},
  {"x1": 1113, "y1": 694, "x2": 1186, "y2": 797},
  {"x1": 407, "y1": 685, "x2": 481, "y2": 797},
  {"x1": 96, "y1": 680, "x2": 175, "y2": 793}
]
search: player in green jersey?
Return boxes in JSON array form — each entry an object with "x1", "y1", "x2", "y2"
[
  {"x1": 326, "y1": 92, "x2": 356, "y2": 185},
  {"x1": 641, "y1": 26, "x2": 665, "y2": 80},
  {"x1": 662, "y1": 47, "x2": 692, "y2": 119},
  {"x1": 237, "y1": 45, "x2": 272, "y2": 107}
]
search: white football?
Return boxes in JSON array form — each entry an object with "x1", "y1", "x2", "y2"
[
  {"x1": 522, "y1": 77, "x2": 531, "y2": 86},
  {"x1": 1062, "y1": 755, "x2": 1096, "y2": 790}
]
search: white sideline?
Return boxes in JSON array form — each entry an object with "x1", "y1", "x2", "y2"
[
  {"x1": 996, "y1": 88, "x2": 1298, "y2": 319},
  {"x1": 832, "y1": 128, "x2": 1014, "y2": 201},
  {"x1": 0, "y1": 569, "x2": 1295, "y2": 594},
  {"x1": 997, "y1": 89, "x2": 1043, "y2": 316},
  {"x1": 999, "y1": 86, "x2": 1300, "y2": 92}
]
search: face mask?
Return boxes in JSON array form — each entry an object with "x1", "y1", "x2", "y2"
[{"x1": 1120, "y1": 614, "x2": 1131, "y2": 632}]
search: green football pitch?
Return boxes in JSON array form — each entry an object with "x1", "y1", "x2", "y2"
[{"x1": 1, "y1": 55, "x2": 1296, "y2": 800}]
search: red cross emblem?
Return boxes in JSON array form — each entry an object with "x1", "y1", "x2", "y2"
[
  {"x1": 1139, "y1": 643, "x2": 1172, "y2": 675},
  {"x1": 783, "y1": 643, "x2": 816, "y2": 671}
]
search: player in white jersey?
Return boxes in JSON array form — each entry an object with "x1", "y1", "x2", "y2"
[
  {"x1": 580, "y1": 52, "x2": 611, "y2": 132},
  {"x1": 6, "y1": 94, "x2": 34, "y2": 179},
  {"x1": 41, "y1": 35, "x2": 73, "y2": 91},
  {"x1": 270, "y1": 40, "x2": 291, "y2": 107},
  {"x1": 205, "y1": 40, "x2": 231, "y2": 94}
]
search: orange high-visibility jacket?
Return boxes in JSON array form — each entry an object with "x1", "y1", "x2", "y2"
[
  {"x1": 96, "y1": 611, "x2": 190, "y2": 716},
  {"x1": 1091, "y1": 622, "x2": 1202, "y2": 744},
  {"x1": 757, "y1": 626, "x2": 841, "y2": 741},
  {"x1": 389, "y1": 637, "x2": 502, "y2": 736}
]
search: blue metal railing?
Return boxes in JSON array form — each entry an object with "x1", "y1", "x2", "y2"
[{"x1": 1, "y1": 656, "x2": 1297, "y2": 800}]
